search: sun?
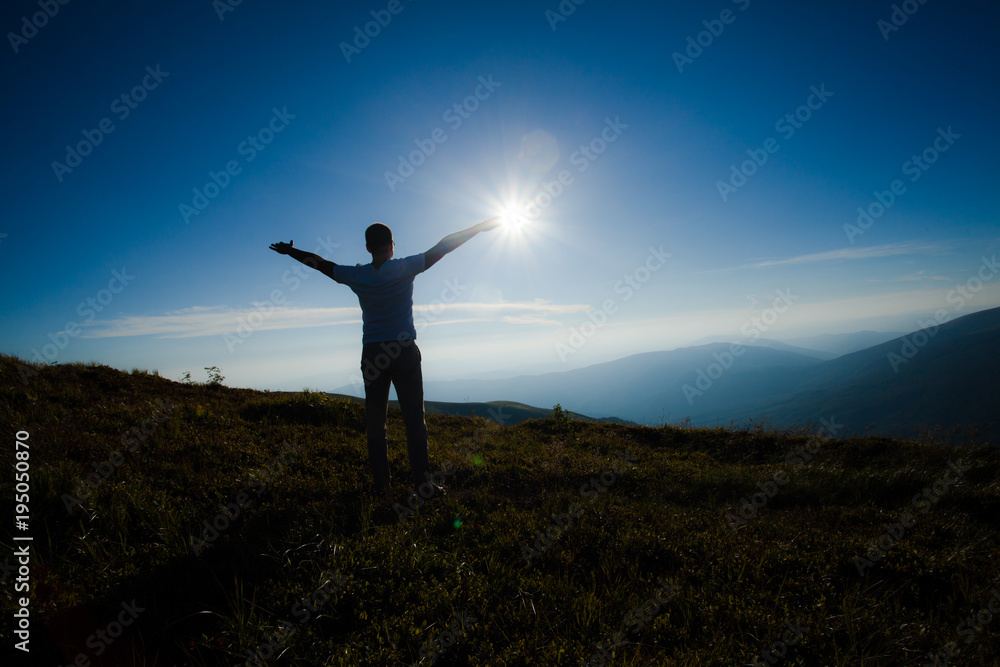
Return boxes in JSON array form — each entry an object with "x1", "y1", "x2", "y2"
[
  {"x1": 469, "y1": 184, "x2": 548, "y2": 279},
  {"x1": 499, "y1": 204, "x2": 529, "y2": 230}
]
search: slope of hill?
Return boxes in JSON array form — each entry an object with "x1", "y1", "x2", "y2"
[
  {"x1": 4, "y1": 354, "x2": 999, "y2": 664},
  {"x1": 714, "y1": 306, "x2": 1000, "y2": 440}
]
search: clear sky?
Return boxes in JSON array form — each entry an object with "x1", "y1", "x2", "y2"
[{"x1": 2, "y1": 0, "x2": 998, "y2": 392}]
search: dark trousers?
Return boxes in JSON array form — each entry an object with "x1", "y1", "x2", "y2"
[{"x1": 360, "y1": 339, "x2": 430, "y2": 490}]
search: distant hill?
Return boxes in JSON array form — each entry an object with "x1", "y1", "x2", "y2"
[
  {"x1": 689, "y1": 330, "x2": 911, "y2": 360},
  {"x1": 710, "y1": 307, "x2": 999, "y2": 440},
  {"x1": 414, "y1": 345, "x2": 825, "y2": 426},
  {"x1": 690, "y1": 336, "x2": 837, "y2": 360},
  {"x1": 316, "y1": 394, "x2": 632, "y2": 426},
  {"x1": 402, "y1": 307, "x2": 1000, "y2": 442},
  {"x1": 783, "y1": 330, "x2": 908, "y2": 357}
]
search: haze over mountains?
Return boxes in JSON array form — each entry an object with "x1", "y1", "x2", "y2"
[
  {"x1": 690, "y1": 330, "x2": 907, "y2": 361},
  {"x1": 335, "y1": 307, "x2": 999, "y2": 442},
  {"x1": 783, "y1": 331, "x2": 910, "y2": 357}
]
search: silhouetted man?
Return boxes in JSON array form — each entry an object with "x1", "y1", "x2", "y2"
[{"x1": 270, "y1": 218, "x2": 500, "y2": 499}]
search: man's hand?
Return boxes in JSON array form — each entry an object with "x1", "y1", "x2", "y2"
[
  {"x1": 477, "y1": 217, "x2": 502, "y2": 232},
  {"x1": 271, "y1": 240, "x2": 337, "y2": 279}
]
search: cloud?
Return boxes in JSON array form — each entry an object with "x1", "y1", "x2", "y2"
[
  {"x1": 739, "y1": 242, "x2": 946, "y2": 269},
  {"x1": 79, "y1": 305, "x2": 362, "y2": 339},
  {"x1": 413, "y1": 299, "x2": 588, "y2": 316},
  {"x1": 499, "y1": 315, "x2": 563, "y2": 326},
  {"x1": 81, "y1": 299, "x2": 591, "y2": 339},
  {"x1": 696, "y1": 241, "x2": 949, "y2": 274}
]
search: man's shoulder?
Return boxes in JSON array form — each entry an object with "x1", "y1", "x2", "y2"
[
  {"x1": 340, "y1": 256, "x2": 423, "y2": 284},
  {"x1": 388, "y1": 254, "x2": 426, "y2": 274},
  {"x1": 394, "y1": 253, "x2": 425, "y2": 264},
  {"x1": 332, "y1": 262, "x2": 369, "y2": 283}
]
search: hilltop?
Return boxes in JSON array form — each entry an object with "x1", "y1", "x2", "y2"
[{"x1": 2, "y1": 354, "x2": 999, "y2": 665}]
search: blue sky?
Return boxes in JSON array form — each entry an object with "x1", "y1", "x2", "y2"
[{"x1": 2, "y1": 0, "x2": 998, "y2": 391}]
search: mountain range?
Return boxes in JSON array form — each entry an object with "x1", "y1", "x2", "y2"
[{"x1": 336, "y1": 307, "x2": 999, "y2": 442}]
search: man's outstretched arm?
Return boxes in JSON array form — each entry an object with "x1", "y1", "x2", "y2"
[
  {"x1": 424, "y1": 218, "x2": 501, "y2": 269},
  {"x1": 269, "y1": 241, "x2": 337, "y2": 279}
]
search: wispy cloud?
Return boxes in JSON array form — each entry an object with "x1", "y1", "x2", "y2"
[
  {"x1": 80, "y1": 305, "x2": 362, "y2": 339},
  {"x1": 499, "y1": 315, "x2": 563, "y2": 326},
  {"x1": 740, "y1": 242, "x2": 946, "y2": 269},
  {"x1": 413, "y1": 299, "x2": 588, "y2": 316},
  {"x1": 698, "y1": 241, "x2": 948, "y2": 274},
  {"x1": 81, "y1": 300, "x2": 590, "y2": 339}
]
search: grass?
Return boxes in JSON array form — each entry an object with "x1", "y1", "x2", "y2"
[{"x1": 1, "y1": 352, "x2": 999, "y2": 665}]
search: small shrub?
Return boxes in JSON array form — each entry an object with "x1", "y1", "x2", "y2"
[{"x1": 205, "y1": 366, "x2": 225, "y2": 386}]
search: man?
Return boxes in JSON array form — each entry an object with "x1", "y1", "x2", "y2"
[{"x1": 269, "y1": 217, "x2": 500, "y2": 499}]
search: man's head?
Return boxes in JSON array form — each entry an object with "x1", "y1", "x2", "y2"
[{"x1": 365, "y1": 223, "x2": 394, "y2": 256}]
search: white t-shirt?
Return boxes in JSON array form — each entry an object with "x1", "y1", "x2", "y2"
[{"x1": 332, "y1": 254, "x2": 426, "y2": 344}]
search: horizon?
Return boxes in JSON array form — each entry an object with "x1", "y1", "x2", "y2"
[
  {"x1": 6, "y1": 304, "x2": 995, "y2": 395},
  {"x1": 3, "y1": 0, "x2": 999, "y2": 391}
]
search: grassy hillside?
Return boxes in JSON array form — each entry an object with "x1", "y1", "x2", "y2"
[{"x1": 2, "y1": 354, "x2": 1000, "y2": 666}]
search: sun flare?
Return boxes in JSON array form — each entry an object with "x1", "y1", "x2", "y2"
[{"x1": 499, "y1": 204, "x2": 528, "y2": 230}]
